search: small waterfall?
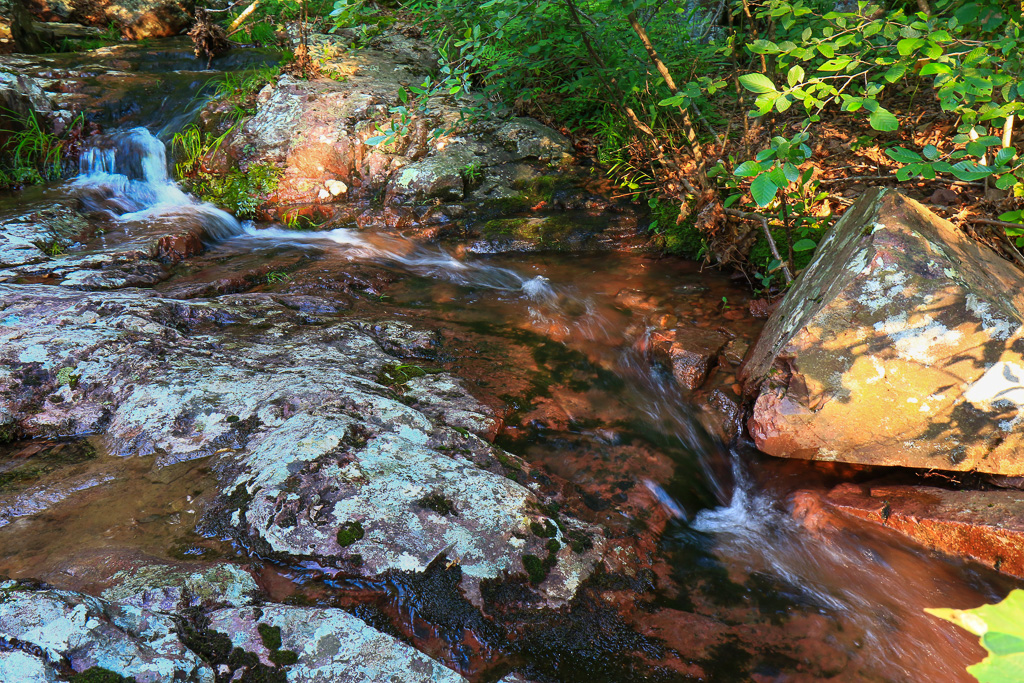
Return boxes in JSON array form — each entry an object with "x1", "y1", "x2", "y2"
[
  {"x1": 236, "y1": 225, "x2": 560, "y2": 301},
  {"x1": 73, "y1": 127, "x2": 242, "y2": 242}
]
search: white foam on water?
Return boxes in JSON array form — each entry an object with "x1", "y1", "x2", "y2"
[{"x1": 73, "y1": 127, "x2": 242, "y2": 242}]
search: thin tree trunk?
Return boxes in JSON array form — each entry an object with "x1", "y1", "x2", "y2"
[{"x1": 626, "y1": 10, "x2": 707, "y2": 185}]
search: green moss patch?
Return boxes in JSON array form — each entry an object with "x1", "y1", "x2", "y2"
[
  {"x1": 416, "y1": 492, "x2": 458, "y2": 516},
  {"x1": 257, "y1": 623, "x2": 283, "y2": 651},
  {"x1": 336, "y1": 521, "x2": 365, "y2": 547},
  {"x1": 70, "y1": 668, "x2": 137, "y2": 683}
]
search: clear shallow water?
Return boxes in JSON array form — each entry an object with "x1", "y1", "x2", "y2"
[{"x1": 1, "y1": 110, "x2": 1018, "y2": 681}]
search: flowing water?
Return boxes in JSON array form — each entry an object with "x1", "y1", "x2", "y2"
[{"x1": 1, "y1": 51, "x2": 1020, "y2": 681}]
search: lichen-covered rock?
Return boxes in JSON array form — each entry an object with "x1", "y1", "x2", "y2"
[
  {"x1": 222, "y1": 32, "x2": 576, "y2": 225},
  {"x1": 0, "y1": 579, "x2": 212, "y2": 682},
  {"x1": 100, "y1": 563, "x2": 259, "y2": 612},
  {"x1": 0, "y1": 202, "x2": 90, "y2": 268},
  {"x1": 741, "y1": 188, "x2": 1024, "y2": 474},
  {"x1": 0, "y1": 284, "x2": 603, "y2": 605},
  {"x1": 494, "y1": 117, "x2": 573, "y2": 164},
  {"x1": 206, "y1": 605, "x2": 467, "y2": 682}
]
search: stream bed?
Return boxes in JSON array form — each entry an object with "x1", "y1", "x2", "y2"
[{"x1": 1, "y1": 40, "x2": 1021, "y2": 683}]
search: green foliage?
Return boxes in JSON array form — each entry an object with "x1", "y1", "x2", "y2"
[
  {"x1": 0, "y1": 111, "x2": 83, "y2": 188},
  {"x1": 214, "y1": 67, "x2": 281, "y2": 119},
  {"x1": 56, "y1": 366, "x2": 80, "y2": 389},
  {"x1": 733, "y1": 0, "x2": 1023, "y2": 248},
  {"x1": 265, "y1": 271, "x2": 292, "y2": 284},
  {"x1": 172, "y1": 124, "x2": 280, "y2": 218},
  {"x1": 927, "y1": 589, "x2": 1024, "y2": 682},
  {"x1": 386, "y1": 0, "x2": 1020, "y2": 279}
]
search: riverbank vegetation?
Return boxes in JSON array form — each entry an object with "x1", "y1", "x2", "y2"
[{"x1": 314, "y1": 0, "x2": 1018, "y2": 292}]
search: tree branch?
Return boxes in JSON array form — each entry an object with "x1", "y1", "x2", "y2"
[{"x1": 725, "y1": 208, "x2": 794, "y2": 284}]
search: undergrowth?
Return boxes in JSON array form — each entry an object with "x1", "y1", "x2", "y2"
[
  {"x1": 0, "y1": 110, "x2": 87, "y2": 189},
  {"x1": 172, "y1": 124, "x2": 281, "y2": 218}
]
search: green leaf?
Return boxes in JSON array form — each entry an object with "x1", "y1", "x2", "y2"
[
  {"x1": 365, "y1": 135, "x2": 388, "y2": 146},
  {"x1": 896, "y1": 164, "x2": 919, "y2": 181},
  {"x1": 897, "y1": 38, "x2": 919, "y2": 55},
  {"x1": 995, "y1": 148, "x2": 1017, "y2": 165},
  {"x1": 884, "y1": 64, "x2": 907, "y2": 83},
  {"x1": 950, "y1": 161, "x2": 996, "y2": 181},
  {"x1": 787, "y1": 65, "x2": 805, "y2": 88},
  {"x1": 750, "y1": 173, "x2": 779, "y2": 207},
  {"x1": 739, "y1": 73, "x2": 778, "y2": 94},
  {"x1": 817, "y1": 43, "x2": 835, "y2": 58},
  {"x1": 928, "y1": 591, "x2": 1024, "y2": 683},
  {"x1": 966, "y1": 141, "x2": 988, "y2": 157},
  {"x1": 869, "y1": 107, "x2": 899, "y2": 132},
  {"x1": 922, "y1": 145, "x2": 939, "y2": 160},
  {"x1": 768, "y1": 166, "x2": 789, "y2": 188},
  {"x1": 820, "y1": 57, "x2": 852, "y2": 72},
  {"x1": 658, "y1": 94, "x2": 689, "y2": 107},
  {"x1": 734, "y1": 160, "x2": 763, "y2": 177},
  {"x1": 996, "y1": 175, "x2": 1018, "y2": 190},
  {"x1": 783, "y1": 162, "x2": 800, "y2": 182},
  {"x1": 920, "y1": 62, "x2": 951, "y2": 76},
  {"x1": 792, "y1": 238, "x2": 817, "y2": 252}
]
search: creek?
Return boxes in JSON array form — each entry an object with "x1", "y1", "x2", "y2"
[{"x1": 0, "y1": 42, "x2": 1019, "y2": 682}]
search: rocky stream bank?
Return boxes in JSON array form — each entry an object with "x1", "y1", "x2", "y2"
[{"x1": 0, "y1": 23, "x2": 1023, "y2": 683}]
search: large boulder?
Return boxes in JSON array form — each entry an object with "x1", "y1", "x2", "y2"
[
  {"x1": 21, "y1": 0, "x2": 192, "y2": 39},
  {"x1": 741, "y1": 188, "x2": 1024, "y2": 475},
  {"x1": 221, "y1": 32, "x2": 574, "y2": 225}
]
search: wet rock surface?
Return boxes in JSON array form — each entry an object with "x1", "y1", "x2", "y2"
[
  {"x1": 802, "y1": 482, "x2": 1024, "y2": 578},
  {"x1": 742, "y1": 188, "x2": 1024, "y2": 475},
  {"x1": 0, "y1": 284, "x2": 603, "y2": 606}
]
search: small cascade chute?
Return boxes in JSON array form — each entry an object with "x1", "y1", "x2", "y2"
[{"x1": 73, "y1": 127, "x2": 243, "y2": 242}]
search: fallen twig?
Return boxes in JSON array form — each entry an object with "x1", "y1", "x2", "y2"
[
  {"x1": 725, "y1": 208, "x2": 794, "y2": 284},
  {"x1": 817, "y1": 174, "x2": 984, "y2": 187},
  {"x1": 968, "y1": 217, "x2": 1024, "y2": 231},
  {"x1": 996, "y1": 229, "x2": 1024, "y2": 271}
]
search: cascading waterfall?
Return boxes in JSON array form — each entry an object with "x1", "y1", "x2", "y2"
[{"x1": 72, "y1": 127, "x2": 242, "y2": 242}]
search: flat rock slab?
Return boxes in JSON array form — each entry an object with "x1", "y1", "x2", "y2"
[
  {"x1": 820, "y1": 483, "x2": 1024, "y2": 577},
  {"x1": 206, "y1": 605, "x2": 467, "y2": 682},
  {"x1": 742, "y1": 188, "x2": 1024, "y2": 475},
  {"x1": 0, "y1": 284, "x2": 603, "y2": 606},
  {"x1": 0, "y1": 580, "x2": 211, "y2": 682}
]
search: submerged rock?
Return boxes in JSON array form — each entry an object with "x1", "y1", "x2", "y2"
[
  {"x1": 742, "y1": 188, "x2": 1024, "y2": 475},
  {"x1": 649, "y1": 325, "x2": 728, "y2": 390}
]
